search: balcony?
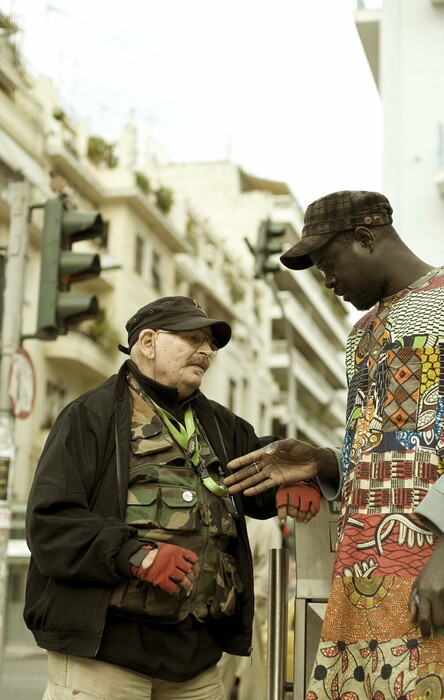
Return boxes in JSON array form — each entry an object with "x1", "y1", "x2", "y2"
[
  {"x1": 46, "y1": 134, "x2": 104, "y2": 203},
  {"x1": 273, "y1": 292, "x2": 346, "y2": 388},
  {"x1": 43, "y1": 331, "x2": 117, "y2": 383}
]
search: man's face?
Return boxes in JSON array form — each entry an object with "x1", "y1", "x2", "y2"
[
  {"x1": 310, "y1": 232, "x2": 386, "y2": 311},
  {"x1": 151, "y1": 328, "x2": 216, "y2": 398}
]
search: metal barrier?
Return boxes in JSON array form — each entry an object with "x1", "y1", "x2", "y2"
[
  {"x1": 266, "y1": 498, "x2": 340, "y2": 700},
  {"x1": 266, "y1": 547, "x2": 290, "y2": 700}
]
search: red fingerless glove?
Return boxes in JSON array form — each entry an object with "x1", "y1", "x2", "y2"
[
  {"x1": 130, "y1": 542, "x2": 199, "y2": 595},
  {"x1": 276, "y1": 482, "x2": 321, "y2": 515}
]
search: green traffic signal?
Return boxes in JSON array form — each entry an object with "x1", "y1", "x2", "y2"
[
  {"x1": 36, "y1": 198, "x2": 107, "y2": 340},
  {"x1": 254, "y1": 219, "x2": 286, "y2": 278}
]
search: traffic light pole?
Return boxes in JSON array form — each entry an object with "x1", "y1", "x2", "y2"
[
  {"x1": 250, "y1": 218, "x2": 298, "y2": 439},
  {"x1": 0, "y1": 180, "x2": 30, "y2": 673}
]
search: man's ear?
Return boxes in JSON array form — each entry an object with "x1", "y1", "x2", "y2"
[
  {"x1": 354, "y1": 226, "x2": 375, "y2": 252},
  {"x1": 138, "y1": 329, "x2": 157, "y2": 358}
]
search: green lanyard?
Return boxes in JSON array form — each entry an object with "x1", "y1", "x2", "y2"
[{"x1": 151, "y1": 401, "x2": 227, "y2": 497}]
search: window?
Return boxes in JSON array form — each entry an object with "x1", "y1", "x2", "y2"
[
  {"x1": 228, "y1": 379, "x2": 237, "y2": 412},
  {"x1": 134, "y1": 234, "x2": 145, "y2": 275},
  {"x1": 152, "y1": 250, "x2": 162, "y2": 292}
]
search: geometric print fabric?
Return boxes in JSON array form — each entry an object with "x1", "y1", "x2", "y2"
[{"x1": 306, "y1": 268, "x2": 444, "y2": 700}]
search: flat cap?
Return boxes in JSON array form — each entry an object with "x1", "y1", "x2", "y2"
[
  {"x1": 119, "y1": 296, "x2": 231, "y2": 354},
  {"x1": 280, "y1": 190, "x2": 393, "y2": 270}
]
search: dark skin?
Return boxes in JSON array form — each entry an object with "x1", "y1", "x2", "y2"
[{"x1": 224, "y1": 225, "x2": 443, "y2": 637}]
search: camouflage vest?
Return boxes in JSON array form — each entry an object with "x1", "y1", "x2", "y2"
[{"x1": 110, "y1": 377, "x2": 242, "y2": 623}]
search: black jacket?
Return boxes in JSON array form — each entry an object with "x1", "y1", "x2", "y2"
[{"x1": 24, "y1": 362, "x2": 277, "y2": 660}]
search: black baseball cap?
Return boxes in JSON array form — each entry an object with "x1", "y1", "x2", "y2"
[{"x1": 119, "y1": 296, "x2": 232, "y2": 354}]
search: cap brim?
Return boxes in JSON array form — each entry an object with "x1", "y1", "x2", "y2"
[
  {"x1": 280, "y1": 250, "x2": 314, "y2": 270},
  {"x1": 280, "y1": 231, "x2": 339, "y2": 270},
  {"x1": 162, "y1": 318, "x2": 232, "y2": 349}
]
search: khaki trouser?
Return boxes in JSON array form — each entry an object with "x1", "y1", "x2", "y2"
[{"x1": 43, "y1": 651, "x2": 226, "y2": 700}]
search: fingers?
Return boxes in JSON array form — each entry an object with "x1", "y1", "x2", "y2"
[
  {"x1": 275, "y1": 483, "x2": 320, "y2": 523},
  {"x1": 408, "y1": 588, "x2": 418, "y2": 623},
  {"x1": 141, "y1": 549, "x2": 158, "y2": 570},
  {"x1": 417, "y1": 597, "x2": 432, "y2": 638},
  {"x1": 224, "y1": 463, "x2": 268, "y2": 492},
  {"x1": 277, "y1": 503, "x2": 288, "y2": 523},
  {"x1": 277, "y1": 503, "x2": 315, "y2": 524},
  {"x1": 226, "y1": 449, "x2": 265, "y2": 473},
  {"x1": 175, "y1": 561, "x2": 200, "y2": 594},
  {"x1": 409, "y1": 588, "x2": 432, "y2": 638},
  {"x1": 290, "y1": 506, "x2": 315, "y2": 524},
  {"x1": 224, "y1": 460, "x2": 265, "y2": 486},
  {"x1": 237, "y1": 477, "x2": 277, "y2": 497}
]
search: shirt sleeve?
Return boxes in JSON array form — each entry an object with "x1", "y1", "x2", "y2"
[
  {"x1": 316, "y1": 447, "x2": 343, "y2": 502},
  {"x1": 414, "y1": 474, "x2": 444, "y2": 537}
]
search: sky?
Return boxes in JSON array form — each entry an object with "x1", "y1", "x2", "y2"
[{"x1": 5, "y1": 0, "x2": 383, "y2": 209}]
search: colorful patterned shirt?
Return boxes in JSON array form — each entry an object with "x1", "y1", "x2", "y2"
[{"x1": 307, "y1": 267, "x2": 444, "y2": 700}]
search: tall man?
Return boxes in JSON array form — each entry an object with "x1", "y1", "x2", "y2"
[
  {"x1": 24, "y1": 296, "x2": 282, "y2": 700},
  {"x1": 225, "y1": 191, "x2": 444, "y2": 698}
]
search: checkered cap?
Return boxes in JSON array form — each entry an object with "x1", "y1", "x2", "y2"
[
  {"x1": 280, "y1": 190, "x2": 393, "y2": 270},
  {"x1": 118, "y1": 296, "x2": 232, "y2": 354}
]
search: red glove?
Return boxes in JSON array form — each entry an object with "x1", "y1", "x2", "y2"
[
  {"x1": 130, "y1": 542, "x2": 199, "y2": 595},
  {"x1": 276, "y1": 482, "x2": 321, "y2": 515}
]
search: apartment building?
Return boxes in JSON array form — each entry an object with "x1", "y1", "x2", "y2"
[
  {"x1": 0, "y1": 1, "x2": 356, "y2": 653},
  {"x1": 153, "y1": 160, "x2": 350, "y2": 447},
  {"x1": 355, "y1": 0, "x2": 444, "y2": 262},
  {"x1": 0, "y1": 14, "x2": 276, "y2": 650}
]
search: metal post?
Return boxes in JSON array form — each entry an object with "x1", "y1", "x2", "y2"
[
  {"x1": 0, "y1": 180, "x2": 30, "y2": 671},
  {"x1": 266, "y1": 547, "x2": 289, "y2": 700}
]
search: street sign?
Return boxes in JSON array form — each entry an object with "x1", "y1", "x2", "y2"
[{"x1": 8, "y1": 347, "x2": 36, "y2": 419}]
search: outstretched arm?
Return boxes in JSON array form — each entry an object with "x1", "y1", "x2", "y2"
[
  {"x1": 409, "y1": 475, "x2": 444, "y2": 636},
  {"x1": 223, "y1": 438, "x2": 339, "y2": 496}
]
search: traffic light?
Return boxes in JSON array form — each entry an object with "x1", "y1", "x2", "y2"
[
  {"x1": 36, "y1": 197, "x2": 107, "y2": 340},
  {"x1": 254, "y1": 219, "x2": 286, "y2": 278}
]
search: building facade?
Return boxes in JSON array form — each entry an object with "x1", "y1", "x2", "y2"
[
  {"x1": 153, "y1": 160, "x2": 349, "y2": 446},
  {"x1": 355, "y1": 0, "x2": 444, "y2": 262},
  {"x1": 0, "y1": 7, "x2": 351, "y2": 655}
]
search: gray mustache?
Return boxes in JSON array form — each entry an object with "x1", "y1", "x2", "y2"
[{"x1": 186, "y1": 357, "x2": 210, "y2": 370}]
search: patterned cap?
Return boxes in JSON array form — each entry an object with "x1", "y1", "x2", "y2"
[
  {"x1": 119, "y1": 296, "x2": 232, "y2": 354},
  {"x1": 280, "y1": 190, "x2": 393, "y2": 270}
]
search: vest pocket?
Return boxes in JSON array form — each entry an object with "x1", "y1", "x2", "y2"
[
  {"x1": 199, "y1": 497, "x2": 237, "y2": 538},
  {"x1": 127, "y1": 485, "x2": 199, "y2": 532},
  {"x1": 110, "y1": 577, "x2": 188, "y2": 622},
  {"x1": 209, "y1": 552, "x2": 244, "y2": 618}
]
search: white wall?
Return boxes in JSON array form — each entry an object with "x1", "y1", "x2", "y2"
[{"x1": 381, "y1": 0, "x2": 444, "y2": 263}]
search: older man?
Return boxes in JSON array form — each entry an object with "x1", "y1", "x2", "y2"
[
  {"x1": 225, "y1": 192, "x2": 444, "y2": 699},
  {"x1": 24, "y1": 296, "x2": 282, "y2": 700}
]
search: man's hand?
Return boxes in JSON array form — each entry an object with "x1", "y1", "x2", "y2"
[
  {"x1": 409, "y1": 536, "x2": 444, "y2": 637},
  {"x1": 276, "y1": 482, "x2": 321, "y2": 524},
  {"x1": 224, "y1": 438, "x2": 336, "y2": 497},
  {"x1": 131, "y1": 542, "x2": 199, "y2": 595}
]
